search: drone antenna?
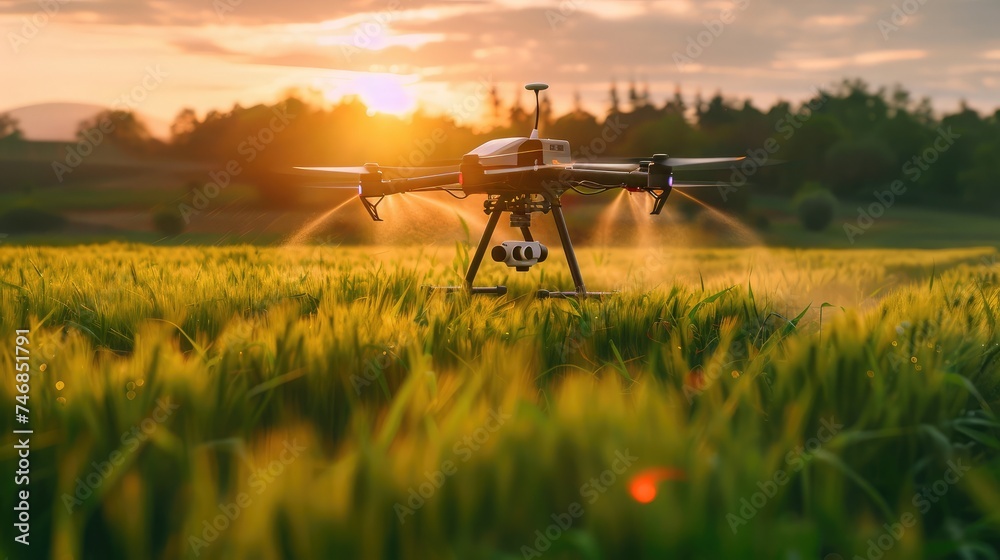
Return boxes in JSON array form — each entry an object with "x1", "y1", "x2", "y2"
[{"x1": 525, "y1": 82, "x2": 549, "y2": 139}]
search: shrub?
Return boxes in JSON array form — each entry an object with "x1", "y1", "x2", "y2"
[
  {"x1": 751, "y1": 212, "x2": 771, "y2": 232},
  {"x1": 0, "y1": 205, "x2": 66, "y2": 234},
  {"x1": 794, "y1": 185, "x2": 838, "y2": 232},
  {"x1": 152, "y1": 206, "x2": 185, "y2": 236}
]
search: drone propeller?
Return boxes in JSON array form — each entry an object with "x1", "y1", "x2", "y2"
[
  {"x1": 600, "y1": 155, "x2": 747, "y2": 171},
  {"x1": 409, "y1": 154, "x2": 751, "y2": 172},
  {"x1": 303, "y1": 183, "x2": 362, "y2": 190},
  {"x1": 293, "y1": 164, "x2": 460, "y2": 182},
  {"x1": 671, "y1": 180, "x2": 744, "y2": 189},
  {"x1": 471, "y1": 155, "x2": 750, "y2": 172},
  {"x1": 294, "y1": 166, "x2": 372, "y2": 175},
  {"x1": 568, "y1": 162, "x2": 641, "y2": 172},
  {"x1": 662, "y1": 156, "x2": 746, "y2": 169}
]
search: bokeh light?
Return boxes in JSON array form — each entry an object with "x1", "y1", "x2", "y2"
[{"x1": 629, "y1": 467, "x2": 686, "y2": 503}]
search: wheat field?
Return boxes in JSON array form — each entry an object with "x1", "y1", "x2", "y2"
[{"x1": 1, "y1": 244, "x2": 998, "y2": 559}]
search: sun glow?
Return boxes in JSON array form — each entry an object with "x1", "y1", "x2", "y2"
[{"x1": 319, "y1": 72, "x2": 418, "y2": 117}]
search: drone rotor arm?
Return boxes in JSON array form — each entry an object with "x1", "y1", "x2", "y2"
[
  {"x1": 384, "y1": 172, "x2": 462, "y2": 193},
  {"x1": 354, "y1": 171, "x2": 463, "y2": 221},
  {"x1": 558, "y1": 167, "x2": 648, "y2": 189}
]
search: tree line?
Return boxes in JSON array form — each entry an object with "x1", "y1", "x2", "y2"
[{"x1": 1, "y1": 78, "x2": 997, "y2": 212}]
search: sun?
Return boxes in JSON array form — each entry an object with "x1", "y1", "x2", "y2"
[{"x1": 320, "y1": 72, "x2": 418, "y2": 117}]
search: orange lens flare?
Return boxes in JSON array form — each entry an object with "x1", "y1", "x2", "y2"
[
  {"x1": 629, "y1": 467, "x2": 686, "y2": 503},
  {"x1": 630, "y1": 479, "x2": 658, "y2": 504}
]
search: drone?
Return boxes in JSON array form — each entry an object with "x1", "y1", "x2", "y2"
[{"x1": 297, "y1": 83, "x2": 747, "y2": 298}]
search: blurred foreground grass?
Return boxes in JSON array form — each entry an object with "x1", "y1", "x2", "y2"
[{"x1": 0, "y1": 244, "x2": 998, "y2": 559}]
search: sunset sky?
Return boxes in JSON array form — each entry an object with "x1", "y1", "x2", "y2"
[{"x1": 2, "y1": 0, "x2": 999, "y2": 137}]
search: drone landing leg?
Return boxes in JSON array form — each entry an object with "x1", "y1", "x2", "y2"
[
  {"x1": 423, "y1": 198, "x2": 508, "y2": 296},
  {"x1": 550, "y1": 203, "x2": 585, "y2": 296},
  {"x1": 537, "y1": 203, "x2": 614, "y2": 300},
  {"x1": 461, "y1": 200, "x2": 507, "y2": 295}
]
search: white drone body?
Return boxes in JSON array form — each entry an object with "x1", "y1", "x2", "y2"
[{"x1": 469, "y1": 137, "x2": 572, "y2": 167}]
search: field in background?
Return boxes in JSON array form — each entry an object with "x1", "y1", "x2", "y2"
[
  {"x1": 1, "y1": 244, "x2": 999, "y2": 559},
  {"x1": 3, "y1": 184, "x2": 1000, "y2": 250}
]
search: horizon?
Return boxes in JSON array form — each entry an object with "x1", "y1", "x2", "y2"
[{"x1": 4, "y1": 76, "x2": 998, "y2": 143}]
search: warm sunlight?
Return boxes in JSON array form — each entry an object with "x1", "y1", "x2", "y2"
[
  {"x1": 319, "y1": 72, "x2": 418, "y2": 116},
  {"x1": 4, "y1": 1, "x2": 1000, "y2": 558}
]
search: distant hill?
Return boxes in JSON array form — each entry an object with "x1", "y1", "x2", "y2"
[{"x1": 3, "y1": 102, "x2": 170, "y2": 141}]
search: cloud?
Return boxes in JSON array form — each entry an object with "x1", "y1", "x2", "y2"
[
  {"x1": 854, "y1": 49, "x2": 927, "y2": 65},
  {"x1": 772, "y1": 50, "x2": 927, "y2": 72},
  {"x1": 4, "y1": 0, "x2": 1000, "y2": 119},
  {"x1": 170, "y1": 38, "x2": 238, "y2": 56},
  {"x1": 0, "y1": 0, "x2": 481, "y2": 25},
  {"x1": 802, "y1": 14, "x2": 868, "y2": 28}
]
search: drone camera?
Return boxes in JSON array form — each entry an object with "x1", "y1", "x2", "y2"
[{"x1": 492, "y1": 241, "x2": 548, "y2": 272}]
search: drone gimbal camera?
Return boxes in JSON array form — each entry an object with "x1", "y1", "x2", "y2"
[{"x1": 492, "y1": 241, "x2": 549, "y2": 272}]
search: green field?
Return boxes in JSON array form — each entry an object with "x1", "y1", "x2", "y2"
[{"x1": 1, "y1": 244, "x2": 999, "y2": 559}]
